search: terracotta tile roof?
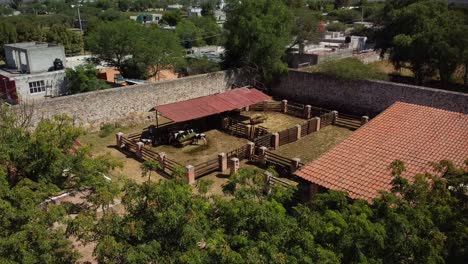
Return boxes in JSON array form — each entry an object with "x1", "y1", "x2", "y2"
[{"x1": 296, "y1": 102, "x2": 468, "y2": 202}]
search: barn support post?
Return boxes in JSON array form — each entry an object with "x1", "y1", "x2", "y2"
[
  {"x1": 229, "y1": 158, "x2": 240, "y2": 175},
  {"x1": 158, "y1": 152, "x2": 166, "y2": 170},
  {"x1": 246, "y1": 142, "x2": 255, "y2": 160},
  {"x1": 259, "y1": 146, "x2": 267, "y2": 164},
  {"x1": 272, "y1": 133, "x2": 280, "y2": 150},
  {"x1": 221, "y1": 117, "x2": 229, "y2": 130},
  {"x1": 361, "y1": 116, "x2": 369, "y2": 126},
  {"x1": 136, "y1": 142, "x2": 144, "y2": 159},
  {"x1": 296, "y1": 124, "x2": 302, "y2": 140},
  {"x1": 304, "y1": 105, "x2": 312, "y2": 119},
  {"x1": 263, "y1": 171, "x2": 272, "y2": 195},
  {"x1": 116, "y1": 132, "x2": 124, "y2": 147},
  {"x1": 185, "y1": 165, "x2": 195, "y2": 184},
  {"x1": 332, "y1": 111, "x2": 338, "y2": 125},
  {"x1": 218, "y1": 153, "x2": 227, "y2": 173},
  {"x1": 246, "y1": 125, "x2": 252, "y2": 139},
  {"x1": 282, "y1": 100, "x2": 288, "y2": 113},
  {"x1": 290, "y1": 158, "x2": 301, "y2": 174},
  {"x1": 313, "y1": 117, "x2": 321, "y2": 132}
]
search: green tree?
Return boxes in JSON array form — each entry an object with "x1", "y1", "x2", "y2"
[
  {"x1": 15, "y1": 21, "x2": 43, "y2": 42},
  {"x1": 46, "y1": 24, "x2": 83, "y2": 55},
  {"x1": 117, "y1": 0, "x2": 130, "y2": 11},
  {"x1": 0, "y1": 22, "x2": 17, "y2": 60},
  {"x1": 133, "y1": 29, "x2": 185, "y2": 80},
  {"x1": 66, "y1": 64, "x2": 110, "y2": 94},
  {"x1": 190, "y1": 16, "x2": 223, "y2": 45},
  {"x1": 176, "y1": 19, "x2": 205, "y2": 47},
  {"x1": 377, "y1": 0, "x2": 466, "y2": 87},
  {"x1": 290, "y1": 8, "x2": 322, "y2": 51},
  {"x1": 334, "y1": 0, "x2": 351, "y2": 9},
  {"x1": 317, "y1": 57, "x2": 388, "y2": 80},
  {"x1": 160, "y1": 10, "x2": 182, "y2": 26},
  {"x1": 185, "y1": 57, "x2": 221, "y2": 75},
  {"x1": 85, "y1": 20, "x2": 142, "y2": 72},
  {"x1": 326, "y1": 21, "x2": 346, "y2": 32},
  {"x1": 224, "y1": 0, "x2": 293, "y2": 82}
]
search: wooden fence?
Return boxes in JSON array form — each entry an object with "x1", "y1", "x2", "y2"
[
  {"x1": 278, "y1": 126, "x2": 298, "y2": 146},
  {"x1": 226, "y1": 144, "x2": 249, "y2": 160},
  {"x1": 300, "y1": 119, "x2": 317, "y2": 137},
  {"x1": 254, "y1": 133, "x2": 273, "y2": 148},
  {"x1": 193, "y1": 158, "x2": 219, "y2": 179},
  {"x1": 286, "y1": 103, "x2": 305, "y2": 118},
  {"x1": 119, "y1": 136, "x2": 184, "y2": 177},
  {"x1": 269, "y1": 176, "x2": 295, "y2": 189},
  {"x1": 264, "y1": 150, "x2": 293, "y2": 174},
  {"x1": 249, "y1": 101, "x2": 282, "y2": 111},
  {"x1": 335, "y1": 113, "x2": 362, "y2": 130},
  {"x1": 320, "y1": 112, "x2": 335, "y2": 128}
]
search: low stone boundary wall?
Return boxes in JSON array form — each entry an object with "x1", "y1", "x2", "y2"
[
  {"x1": 16, "y1": 70, "x2": 247, "y2": 131},
  {"x1": 272, "y1": 70, "x2": 468, "y2": 116}
]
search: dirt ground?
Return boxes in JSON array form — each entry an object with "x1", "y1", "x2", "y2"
[
  {"x1": 272, "y1": 126, "x2": 353, "y2": 163},
  {"x1": 78, "y1": 120, "x2": 167, "y2": 184},
  {"x1": 149, "y1": 129, "x2": 248, "y2": 165},
  {"x1": 240, "y1": 111, "x2": 305, "y2": 132}
]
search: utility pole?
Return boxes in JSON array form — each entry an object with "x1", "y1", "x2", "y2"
[{"x1": 71, "y1": 3, "x2": 83, "y2": 34}]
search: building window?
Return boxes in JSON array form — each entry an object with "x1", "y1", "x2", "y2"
[{"x1": 29, "y1": 80, "x2": 46, "y2": 94}]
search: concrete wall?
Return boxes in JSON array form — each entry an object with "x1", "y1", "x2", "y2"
[
  {"x1": 28, "y1": 45, "x2": 66, "y2": 73},
  {"x1": 271, "y1": 70, "x2": 468, "y2": 116},
  {"x1": 19, "y1": 70, "x2": 246, "y2": 130},
  {"x1": 13, "y1": 70, "x2": 67, "y2": 102}
]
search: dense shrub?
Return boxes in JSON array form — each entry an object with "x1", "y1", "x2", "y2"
[
  {"x1": 98, "y1": 123, "x2": 120, "y2": 138},
  {"x1": 318, "y1": 57, "x2": 388, "y2": 80}
]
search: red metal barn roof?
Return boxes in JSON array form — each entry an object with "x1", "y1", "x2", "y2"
[
  {"x1": 155, "y1": 88, "x2": 270, "y2": 122},
  {"x1": 295, "y1": 102, "x2": 468, "y2": 202}
]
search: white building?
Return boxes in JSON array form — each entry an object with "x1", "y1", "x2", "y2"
[
  {"x1": 0, "y1": 42, "x2": 67, "y2": 104},
  {"x1": 187, "y1": 7, "x2": 202, "y2": 17},
  {"x1": 167, "y1": 4, "x2": 183, "y2": 10}
]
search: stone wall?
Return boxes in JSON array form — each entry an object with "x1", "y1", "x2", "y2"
[
  {"x1": 271, "y1": 70, "x2": 468, "y2": 116},
  {"x1": 19, "y1": 70, "x2": 246, "y2": 130}
]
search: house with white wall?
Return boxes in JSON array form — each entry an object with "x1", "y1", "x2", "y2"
[{"x1": 0, "y1": 42, "x2": 67, "y2": 104}]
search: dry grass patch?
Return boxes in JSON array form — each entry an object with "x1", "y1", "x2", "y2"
[
  {"x1": 149, "y1": 129, "x2": 248, "y2": 165},
  {"x1": 240, "y1": 111, "x2": 305, "y2": 132},
  {"x1": 272, "y1": 126, "x2": 353, "y2": 163}
]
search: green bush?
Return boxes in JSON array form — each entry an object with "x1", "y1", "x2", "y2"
[
  {"x1": 318, "y1": 57, "x2": 388, "y2": 81},
  {"x1": 98, "y1": 123, "x2": 120, "y2": 138},
  {"x1": 327, "y1": 22, "x2": 346, "y2": 32}
]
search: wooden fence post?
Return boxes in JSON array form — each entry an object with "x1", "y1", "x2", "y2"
[
  {"x1": 331, "y1": 110, "x2": 338, "y2": 125},
  {"x1": 263, "y1": 171, "x2": 272, "y2": 195},
  {"x1": 272, "y1": 133, "x2": 280, "y2": 150},
  {"x1": 282, "y1": 100, "x2": 288, "y2": 113},
  {"x1": 246, "y1": 125, "x2": 252, "y2": 139},
  {"x1": 296, "y1": 124, "x2": 302, "y2": 140},
  {"x1": 304, "y1": 105, "x2": 312, "y2": 119},
  {"x1": 221, "y1": 117, "x2": 229, "y2": 130},
  {"x1": 229, "y1": 158, "x2": 240, "y2": 175},
  {"x1": 314, "y1": 117, "x2": 321, "y2": 132},
  {"x1": 186, "y1": 165, "x2": 195, "y2": 184},
  {"x1": 116, "y1": 132, "x2": 124, "y2": 147},
  {"x1": 136, "y1": 142, "x2": 144, "y2": 159},
  {"x1": 247, "y1": 142, "x2": 255, "y2": 160},
  {"x1": 259, "y1": 146, "x2": 267, "y2": 164},
  {"x1": 158, "y1": 152, "x2": 166, "y2": 169},
  {"x1": 361, "y1": 116, "x2": 369, "y2": 126},
  {"x1": 290, "y1": 158, "x2": 301, "y2": 174},
  {"x1": 218, "y1": 153, "x2": 227, "y2": 172}
]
